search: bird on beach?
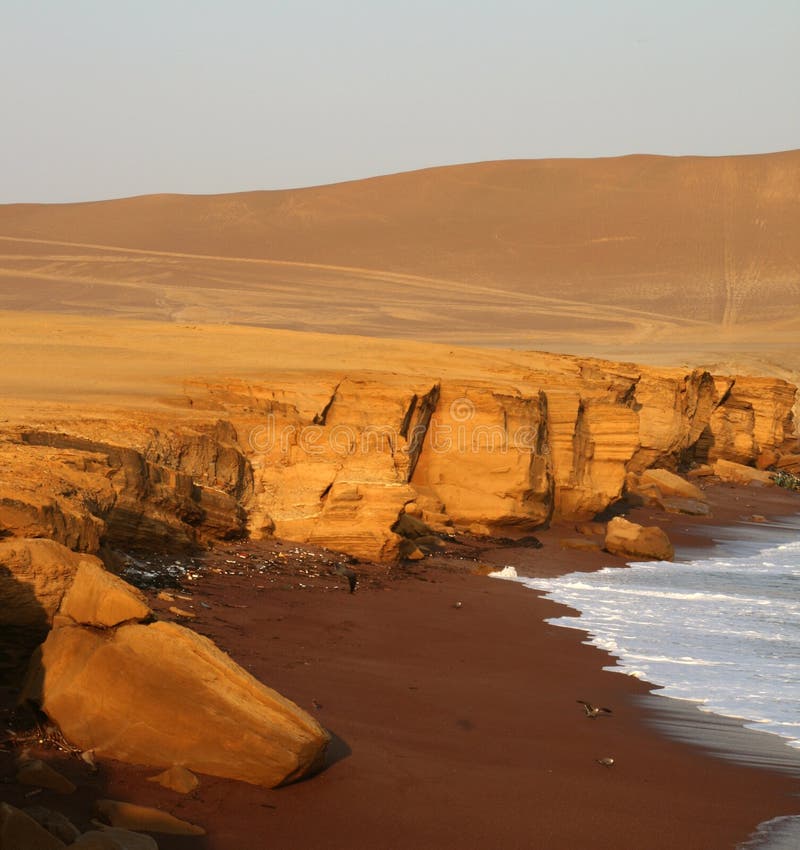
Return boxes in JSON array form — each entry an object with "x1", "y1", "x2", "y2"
[
  {"x1": 331, "y1": 563, "x2": 358, "y2": 593},
  {"x1": 596, "y1": 757, "x2": 615, "y2": 767},
  {"x1": 577, "y1": 700, "x2": 613, "y2": 718}
]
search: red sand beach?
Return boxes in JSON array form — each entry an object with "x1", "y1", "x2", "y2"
[{"x1": 3, "y1": 483, "x2": 800, "y2": 849}]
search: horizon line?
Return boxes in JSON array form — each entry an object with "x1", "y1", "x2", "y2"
[{"x1": 4, "y1": 146, "x2": 799, "y2": 208}]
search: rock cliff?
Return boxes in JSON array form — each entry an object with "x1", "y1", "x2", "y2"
[
  {"x1": 1, "y1": 340, "x2": 797, "y2": 795},
  {"x1": 1, "y1": 351, "x2": 795, "y2": 563},
  {"x1": 189, "y1": 357, "x2": 797, "y2": 558}
]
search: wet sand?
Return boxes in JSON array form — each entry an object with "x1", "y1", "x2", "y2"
[{"x1": 3, "y1": 483, "x2": 799, "y2": 849}]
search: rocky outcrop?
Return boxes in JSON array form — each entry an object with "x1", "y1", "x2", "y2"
[
  {"x1": 239, "y1": 361, "x2": 794, "y2": 551},
  {"x1": 0, "y1": 442, "x2": 113, "y2": 553},
  {"x1": 630, "y1": 369, "x2": 720, "y2": 471},
  {"x1": 245, "y1": 377, "x2": 438, "y2": 559},
  {"x1": 0, "y1": 425, "x2": 250, "y2": 556},
  {"x1": 412, "y1": 385, "x2": 553, "y2": 536},
  {"x1": 554, "y1": 398, "x2": 640, "y2": 521},
  {"x1": 145, "y1": 420, "x2": 254, "y2": 503},
  {"x1": 604, "y1": 517, "x2": 675, "y2": 562},
  {"x1": 700, "y1": 377, "x2": 797, "y2": 465},
  {"x1": 0, "y1": 351, "x2": 795, "y2": 563},
  {"x1": 20, "y1": 544, "x2": 329, "y2": 788}
]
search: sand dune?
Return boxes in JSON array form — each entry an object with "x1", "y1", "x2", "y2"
[{"x1": 0, "y1": 151, "x2": 797, "y2": 377}]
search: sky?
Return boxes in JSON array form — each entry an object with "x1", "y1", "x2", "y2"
[{"x1": 1, "y1": 0, "x2": 798, "y2": 203}]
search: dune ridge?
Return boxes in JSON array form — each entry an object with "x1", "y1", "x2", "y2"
[{"x1": 0, "y1": 150, "x2": 797, "y2": 376}]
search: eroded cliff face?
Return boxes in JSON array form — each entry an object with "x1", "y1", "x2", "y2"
[
  {"x1": 0, "y1": 424, "x2": 250, "y2": 556},
  {"x1": 0, "y1": 354, "x2": 796, "y2": 562}
]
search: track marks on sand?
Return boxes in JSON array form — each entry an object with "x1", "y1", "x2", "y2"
[{"x1": 0, "y1": 235, "x2": 713, "y2": 344}]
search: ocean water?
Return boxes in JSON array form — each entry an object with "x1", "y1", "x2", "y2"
[
  {"x1": 522, "y1": 535, "x2": 800, "y2": 746},
  {"x1": 520, "y1": 517, "x2": 800, "y2": 850},
  {"x1": 521, "y1": 524, "x2": 800, "y2": 847}
]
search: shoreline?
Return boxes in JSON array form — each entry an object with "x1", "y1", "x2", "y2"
[
  {"x1": 2, "y1": 483, "x2": 799, "y2": 849},
  {"x1": 636, "y1": 694, "x2": 800, "y2": 777},
  {"x1": 522, "y1": 483, "x2": 800, "y2": 760},
  {"x1": 515, "y1": 483, "x2": 800, "y2": 849}
]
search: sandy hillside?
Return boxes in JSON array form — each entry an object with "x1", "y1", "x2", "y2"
[{"x1": 0, "y1": 150, "x2": 797, "y2": 378}]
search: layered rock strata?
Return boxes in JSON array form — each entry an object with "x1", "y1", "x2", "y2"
[{"x1": 0, "y1": 353, "x2": 796, "y2": 563}]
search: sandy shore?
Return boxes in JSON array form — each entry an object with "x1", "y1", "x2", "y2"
[{"x1": 2, "y1": 484, "x2": 800, "y2": 849}]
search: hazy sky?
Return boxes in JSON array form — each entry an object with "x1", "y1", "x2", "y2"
[{"x1": 2, "y1": 0, "x2": 798, "y2": 203}]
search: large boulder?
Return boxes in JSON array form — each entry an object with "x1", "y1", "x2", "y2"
[
  {"x1": 22, "y1": 619, "x2": 329, "y2": 788},
  {"x1": 637, "y1": 468, "x2": 705, "y2": 502},
  {"x1": 713, "y1": 459, "x2": 776, "y2": 487},
  {"x1": 58, "y1": 560, "x2": 151, "y2": 628},
  {"x1": 0, "y1": 539, "x2": 89, "y2": 628},
  {"x1": 604, "y1": 517, "x2": 674, "y2": 561}
]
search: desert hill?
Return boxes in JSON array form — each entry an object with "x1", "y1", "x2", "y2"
[{"x1": 0, "y1": 150, "x2": 797, "y2": 370}]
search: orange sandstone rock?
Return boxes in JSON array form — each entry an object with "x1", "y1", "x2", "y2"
[
  {"x1": 59, "y1": 560, "x2": 151, "y2": 628},
  {"x1": 604, "y1": 517, "x2": 674, "y2": 562},
  {"x1": 0, "y1": 539, "x2": 88, "y2": 628},
  {"x1": 147, "y1": 765, "x2": 199, "y2": 794},
  {"x1": 22, "y1": 620, "x2": 330, "y2": 789},
  {"x1": 638, "y1": 469, "x2": 705, "y2": 502},
  {"x1": 713, "y1": 459, "x2": 775, "y2": 487},
  {"x1": 0, "y1": 343, "x2": 795, "y2": 564},
  {"x1": 93, "y1": 800, "x2": 204, "y2": 836}
]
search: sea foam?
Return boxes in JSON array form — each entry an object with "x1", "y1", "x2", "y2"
[{"x1": 521, "y1": 537, "x2": 800, "y2": 748}]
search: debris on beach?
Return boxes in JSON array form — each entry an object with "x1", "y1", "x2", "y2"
[{"x1": 487, "y1": 566, "x2": 519, "y2": 580}]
